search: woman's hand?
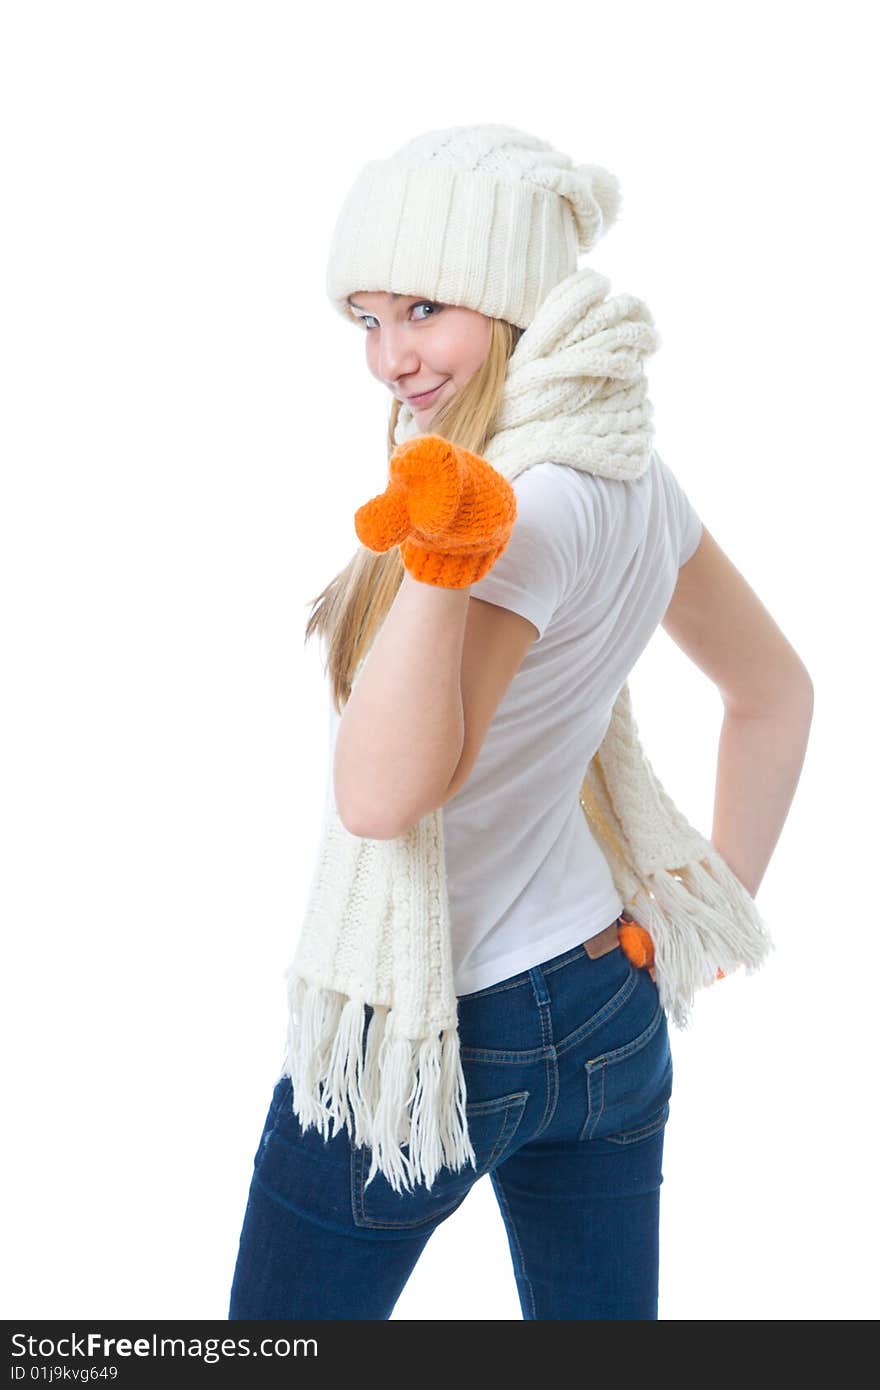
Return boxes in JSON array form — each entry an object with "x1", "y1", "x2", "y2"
[
  {"x1": 354, "y1": 433, "x2": 517, "y2": 588},
  {"x1": 619, "y1": 919, "x2": 657, "y2": 981},
  {"x1": 619, "y1": 916, "x2": 726, "y2": 984}
]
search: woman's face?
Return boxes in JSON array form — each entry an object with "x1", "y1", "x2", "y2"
[{"x1": 346, "y1": 291, "x2": 492, "y2": 426}]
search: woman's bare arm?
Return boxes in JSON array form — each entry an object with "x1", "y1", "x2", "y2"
[
  {"x1": 333, "y1": 572, "x2": 470, "y2": 839},
  {"x1": 333, "y1": 572, "x2": 538, "y2": 841},
  {"x1": 662, "y1": 526, "x2": 814, "y2": 896}
]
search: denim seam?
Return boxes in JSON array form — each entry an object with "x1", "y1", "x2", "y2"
[
  {"x1": 459, "y1": 1044, "x2": 555, "y2": 1064},
  {"x1": 553, "y1": 965, "x2": 639, "y2": 1058},
  {"x1": 534, "y1": 1023, "x2": 555, "y2": 1137},
  {"x1": 584, "y1": 998, "x2": 665, "y2": 1068},
  {"x1": 351, "y1": 1094, "x2": 529, "y2": 1231},
  {"x1": 603, "y1": 1100, "x2": 670, "y2": 1145},
  {"x1": 459, "y1": 964, "x2": 640, "y2": 1064},
  {"x1": 580, "y1": 1059, "x2": 606, "y2": 1141},
  {"x1": 456, "y1": 925, "x2": 621, "y2": 1003},
  {"x1": 578, "y1": 1001, "x2": 666, "y2": 1142},
  {"x1": 457, "y1": 952, "x2": 582, "y2": 1002},
  {"x1": 250, "y1": 1166, "x2": 383, "y2": 1244},
  {"x1": 534, "y1": 1046, "x2": 559, "y2": 1140},
  {"x1": 491, "y1": 1170, "x2": 537, "y2": 1319},
  {"x1": 531, "y1": 981, "x2": 558, "y2": 1139}
]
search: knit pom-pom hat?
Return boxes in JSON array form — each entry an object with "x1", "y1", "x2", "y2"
[{"x1": 325, "y1": 122, "x2": 623, "y2": 331}]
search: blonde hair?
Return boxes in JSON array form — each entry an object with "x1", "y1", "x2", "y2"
[{"x1": 304, "y1": 315, "x2": 525, "y2": 714}]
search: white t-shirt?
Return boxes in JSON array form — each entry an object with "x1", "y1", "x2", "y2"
[
  {"x1": 327, "y1": 447, "x2": 703, "y2": 998},
  {"x1": 446, "y1": 446, "x2": 702, "y2": 994}
]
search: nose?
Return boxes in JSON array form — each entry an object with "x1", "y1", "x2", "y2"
[{"x1": 373, "y1": 322, "x2": 420, "y2": 386}]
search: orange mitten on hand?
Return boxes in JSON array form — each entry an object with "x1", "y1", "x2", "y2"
[
  {"x1": 619, "y1": 920, "x2": 656, "y2": 979},
  {"x1": 619, "y1": 917, "x2": 727, "y2": 985},
  {"x1": 354, "y1": 433, "x2": 517, "y2": 589}
]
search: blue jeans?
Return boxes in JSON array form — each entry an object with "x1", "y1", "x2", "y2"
[{"x1": 228, "y1": 921, "x2": 673, "y2": 1320}]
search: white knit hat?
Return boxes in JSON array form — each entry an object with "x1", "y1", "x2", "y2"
[{"x1": 325, "y1": 123, "x2": 623, "y2": 330}]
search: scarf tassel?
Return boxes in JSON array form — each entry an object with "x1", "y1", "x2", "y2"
[
  {"x1": 581, "y1": 736, "x2": 775, "y2": 1031},
  {"x1": 627, "y1": 851, "x2": 775, "y2": 1029},
  {"x1": 280, "y1": 970, "x2": 476, "y2": 1195}
]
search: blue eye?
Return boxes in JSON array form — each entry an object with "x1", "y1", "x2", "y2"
[{"x1": 355, "y1": 301, "x2": 440, "y2": 330}]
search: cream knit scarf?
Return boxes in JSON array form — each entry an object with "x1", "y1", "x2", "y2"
[{"x1": 281, "y1": 266, "x2": 774, "y2": 1194}]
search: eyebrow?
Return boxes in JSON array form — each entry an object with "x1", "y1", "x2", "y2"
[{"x1": 347, "y1": 292, "x2": 411, "y2": 312}]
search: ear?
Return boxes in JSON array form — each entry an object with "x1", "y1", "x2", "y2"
[{"x1": 439, "y1": 595, "x2": 538, "y2": 806}]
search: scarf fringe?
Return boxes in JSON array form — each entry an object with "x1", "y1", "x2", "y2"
[
  {"x1": 579, "y1": 694, "x2": 775, "y2": 1031},
  {"x1": 281, "y1": 970, "x2": 477, "y2": 1195},
  {"x1": 628, "y1": 851, "x2": 775, "y2": 1029}
]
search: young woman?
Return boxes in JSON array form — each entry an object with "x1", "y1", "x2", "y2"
[{"x1": 227, "y1": 125, "x2": 813, "y2": 1321}]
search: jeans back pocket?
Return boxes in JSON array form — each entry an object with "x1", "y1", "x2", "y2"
[
  {"x1": 352, "y1": 1089, "x2": 529, "y2": 1231},
  {"x1": 579, "y1": 998, "x2": 673, "y2": 1145}
]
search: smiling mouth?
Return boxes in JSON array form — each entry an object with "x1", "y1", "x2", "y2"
[{"x1": 406, "y1": 381, "x2": 447, "y2": 405}]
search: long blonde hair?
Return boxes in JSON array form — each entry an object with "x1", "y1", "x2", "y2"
[{"x1": 304, "y1": 315, "x2": 525, "y2": 714}]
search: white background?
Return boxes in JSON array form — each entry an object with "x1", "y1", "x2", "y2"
[{"x1": 2, "y1": 0, "x2": 877, "y2": 1321}]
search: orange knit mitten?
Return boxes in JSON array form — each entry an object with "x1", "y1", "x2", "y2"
[
  {"x1": 354, "y1": 434, "x2": 517, "y2": 589},
  {"x1": 619, "y1": 920, "x2": 655, "y2": 972},
  {"x1": 619, "y1": 917, "x2": 726, "y2": 984}
]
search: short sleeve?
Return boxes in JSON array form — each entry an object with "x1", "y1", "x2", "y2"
[
  {"x1": 467, "y1": 462, "x2": 585, "y2": 639},
  {"x1": 679, "y1": 497, "x2": 703, "y2": 566},
  {"x1": 654, "y1": 450, "x2": 703, "y2": 567}
]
